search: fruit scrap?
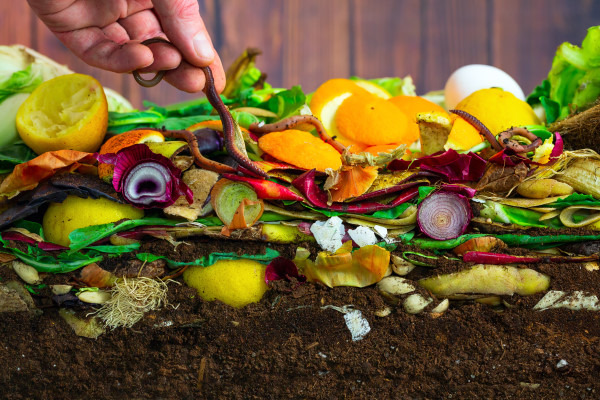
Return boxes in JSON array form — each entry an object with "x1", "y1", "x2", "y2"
[
  {"x1": 258, "y1": 129, "x2": 342, "y2": 172},
  {"x1": 98, "y1": 144, "x2": 193, "y2": 209},
  {"x1": 295, "y1": 244, "x2": 391, "y2": 288},
  {"x1": 249, "y1": 115, "x2": 346, "y2": 153},
  {"x1": 0, "y1": 150, "x2": 97, "y2": 199},
  {"x1": 292, "y1": 169, "x2": 420, "y2": 214},
  {"x1": 324, "y1": 165, "x2": 378, "y2": 202},
  {"x1": 416, "y1": 111, "x2": 452, "y2": 155},
  {"x1": 419, "y1": 264, "x2": 550, "y2": 296}
]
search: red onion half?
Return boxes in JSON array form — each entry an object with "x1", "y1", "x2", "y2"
[
  {"x1": 417, "y1": 191, "x2": 472, "y2": 240},
  {"x1": 98, "y1": 144, "x2": 193, "y2": 209}
]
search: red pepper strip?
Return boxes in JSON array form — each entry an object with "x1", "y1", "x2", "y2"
[
  {"x1": 292, "y1": 169, "x2": 419, "y2": 214},
  {"x1": 221, "y1": 173, "x2": 304, "y2": 201},
  {"x1": 462, "y1": 251, "x2": 598, "y2": 264}
]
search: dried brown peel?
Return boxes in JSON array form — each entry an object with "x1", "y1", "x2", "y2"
[{"x1": 416, "y1": 112, "x2": 452, "y2": 155}]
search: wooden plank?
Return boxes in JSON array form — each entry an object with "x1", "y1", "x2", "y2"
[
  {"x1": 352, "y1": 0, "x2": 421, "y2": 84},
  {"x1": 420, "y1": 0, "x2": 490, "y2": 93},
  {"x1": 0, "y1": 2, "x2": 32, "y2": 45},
  {"x1": 282, "y1": 0, "x2": 351, "y2": 92},
  {"x1": 493, "y1": 0, "x2": 600, "y2": 94},
  {"x1": 219, "y1": 0, "x2": 285, "y2": 88}
]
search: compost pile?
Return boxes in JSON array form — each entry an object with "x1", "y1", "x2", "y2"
[{"x1": 1, "y1": 28, "x2": 600, "y2": 399}]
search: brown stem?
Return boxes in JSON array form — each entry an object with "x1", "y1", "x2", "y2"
[{"x1": 249, "y1": 115, "x2": 347, "y2": 154}]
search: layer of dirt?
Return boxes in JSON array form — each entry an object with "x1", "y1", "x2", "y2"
[{"x1": 1, "y1": 238, "x2": 600, "y2": 399}]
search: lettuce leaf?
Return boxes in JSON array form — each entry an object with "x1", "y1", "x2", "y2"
[{"x1": 527, "y1": 25, "x2": 600, "y2": 123}]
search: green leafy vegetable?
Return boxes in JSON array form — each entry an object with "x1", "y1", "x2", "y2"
[
  {"x1": 527, "y1": 26, "x2": 600, "y2": 123},
  {"x1": 480, "y1": 201, "x2": 563, "y2": 228},
  {"x1": 350, "y1": 76, "x2": 416, "y2": 97},
  {"x1": 136, "y1": 247, "x2": 280, "y2": 268}
]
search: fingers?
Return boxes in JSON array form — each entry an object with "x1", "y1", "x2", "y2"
[
  {"x1": 163, "y1": 52, "x2": 226, "y2": 93},
  {"x1": 119, "y1": 10, "x2": 181, "y2": 72},
  {"x1": 55, "y1": 28, "x2": 154, "y2": 73},
  {"x1": 151, "y1": 0, "x2": 216, "y2": 66}
]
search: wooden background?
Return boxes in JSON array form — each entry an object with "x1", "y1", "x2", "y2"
[{"x1": 1, "y1": 0, "x2": 598, "y2": 108}]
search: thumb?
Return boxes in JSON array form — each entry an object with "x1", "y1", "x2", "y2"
[{"x1": 151, "y1": 0, "x2": 215, "y2": 66}]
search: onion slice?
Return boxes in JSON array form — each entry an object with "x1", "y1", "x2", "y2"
[
  {"x1": 98, "y1": 144, "x2": 193, "y2": 209},
  {"x1": 417, "y1": 191, "x2": 472, "y2": 240}
]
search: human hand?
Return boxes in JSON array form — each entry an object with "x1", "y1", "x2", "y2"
[{"x1": 27, "y1": 0, "x2": 225, "y2": 93}]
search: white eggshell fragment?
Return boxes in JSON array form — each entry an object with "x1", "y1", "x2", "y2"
[{"x1": 444, "y1": 64, "x2": 525, "y2": 110}]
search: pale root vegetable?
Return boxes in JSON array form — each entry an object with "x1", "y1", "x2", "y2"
[
  {"x1": 183, "y1": 260, "x2": 268, "y2": 308},
  {"x1": 419, "y1": 265, "x2": 550, "y2": 296},
  {"x1": 77, "y1": 290, "x2": 112, "y2": 304},
  {"x1": 11, "y1": 261, "x2": 41, "y2": 285},
  {"x1": 403, "y1": 293, "x2": 432, "y2": 314},
  {"x1": 390, "y1": 255, "x2": 416, "y2": 275},
  {"x1": 516, "y1": 179, "x2": 573, "y2": 199}
]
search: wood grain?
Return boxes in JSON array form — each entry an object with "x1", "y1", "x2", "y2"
[
  {"x1": 352, "y1": 0, "x2": 422, "y2": 82},
  {"x1": 0, "y1": 1, "x2": 598, "y2": 106},
  {"x1": 420, "y1": 0, "x2": 490, "y2": 93},
  {"x1": 493, "y1": 0, "x2": 600, "y2": 93}
]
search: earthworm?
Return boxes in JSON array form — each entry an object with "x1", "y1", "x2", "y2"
[
  {"x1": 496, "y1": 127, "x2": 543, "y2": 153},
  {"x1": 158, "y1": 129, "x2": 237, "y2": 174},
  {"x1": 132, "y1": 38, "x2": 168, "y2": 87},
  {"x1": 202, "y1": 65, "x2": 269, "y2": 178},
  {"x1": 249, "y1": 115, "x2": 347, "y2": 153},
  {"x1": 132, "y1": 37, "x2": 268, "y2": 178},
  {"x1": 449, "y1": 109, "x2": 503, "y2": 152}
]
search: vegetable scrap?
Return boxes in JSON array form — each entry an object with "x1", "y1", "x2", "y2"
[{"x1": 2, "y1": 26, "x2": 600, "y2": 335}]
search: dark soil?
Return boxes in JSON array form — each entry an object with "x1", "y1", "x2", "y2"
[{"x1": 1, "y1": 238, "x2": 600, "y2": 399}]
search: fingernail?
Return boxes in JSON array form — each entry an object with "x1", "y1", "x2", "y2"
[{"x1": 193, "y1": 33, "x2": 214, "y2": 63}]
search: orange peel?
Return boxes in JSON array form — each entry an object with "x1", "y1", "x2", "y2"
[
  {"x1": 388, "y1": 95, "x2": 448, "y2": 145},
  {"x1": 258, "y1": 129, "x2": 342, "y2": 172},
  {"x1": 335, "y1": 93, "x2": 410, "y2": 146}
]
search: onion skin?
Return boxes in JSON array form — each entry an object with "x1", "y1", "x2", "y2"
[
  {"x1": 98, "y1": 144, "x2": 193, "y2": 209},
  {"x1": 417, "y1": 191, "x2": 472, "y2": 240}
]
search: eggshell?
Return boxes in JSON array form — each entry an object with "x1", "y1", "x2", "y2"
[{"x1": 444, "y1": 64, "x2": 525, "y2": 110}]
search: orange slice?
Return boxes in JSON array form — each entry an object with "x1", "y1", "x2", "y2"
[
  {"x1": 388, "y1": 95, "x2": 448, "y2": 145},
  {"x1": 258, "y1": 129, "x2": 342, "y2": 172},
  {"x1": 335, "y1": 93, "x2": 410, "y2": 146}
]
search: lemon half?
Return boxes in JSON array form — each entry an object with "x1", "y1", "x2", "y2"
[{"x1": 16, "y1": 73, "x2": 108, "y2": 154}]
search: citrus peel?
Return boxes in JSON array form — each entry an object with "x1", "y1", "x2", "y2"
[{"x1": 258, "y1": 129, "x2": 342, "y2": 172}]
